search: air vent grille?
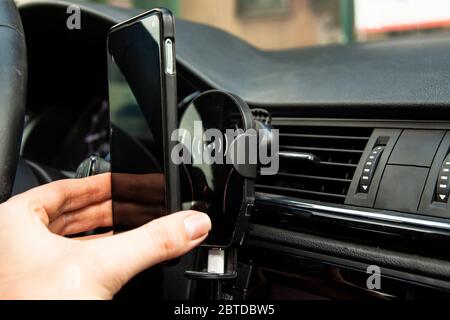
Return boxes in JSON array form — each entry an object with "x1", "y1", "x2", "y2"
[{"x1": 256, "y1": 124, "x2": 373, "y2": 204}]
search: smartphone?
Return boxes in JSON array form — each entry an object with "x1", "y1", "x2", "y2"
[{"x1": 107, "y1": 9, "x2": 179, "y2": 232}]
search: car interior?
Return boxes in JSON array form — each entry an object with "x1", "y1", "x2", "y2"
[{"x1": 3, "y1": 0, "x2": 450, "y2": 300}]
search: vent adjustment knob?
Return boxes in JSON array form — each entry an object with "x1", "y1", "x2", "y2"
[
  {"x1": 359, "y1": 146, "x2": 385, "y2": 193},
  {"x1": 436, "y1": 154, "x2": 450, "y2": 202}
]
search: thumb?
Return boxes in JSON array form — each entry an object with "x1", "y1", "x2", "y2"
[{"x1": 88, "y1": 210, "x2": 211, "y2": 291}]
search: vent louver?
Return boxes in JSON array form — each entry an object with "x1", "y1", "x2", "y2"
[{"x1": 256, "y1": 123, "x2": 373, "y2": 204}]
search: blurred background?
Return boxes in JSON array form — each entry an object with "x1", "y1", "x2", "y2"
[{"x1": 80, "y1": 0, "x2": 450, "y2": 50}]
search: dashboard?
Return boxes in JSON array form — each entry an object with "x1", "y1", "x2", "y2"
[{"x1": 16, "y1": 0, "x2": 450, "y2": 300}]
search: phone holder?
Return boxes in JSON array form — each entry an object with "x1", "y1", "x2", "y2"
[{"x1": 177, "y1": 90, "x2": 256, "y2": 282}]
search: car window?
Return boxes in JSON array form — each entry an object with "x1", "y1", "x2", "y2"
[{"x1": 82, "y1": 0, "x2": 450, "y2": 50}]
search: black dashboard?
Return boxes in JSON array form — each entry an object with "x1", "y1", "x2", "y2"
[{"x1": 16, "y1": 0, "x2": 450, "y2": 300}]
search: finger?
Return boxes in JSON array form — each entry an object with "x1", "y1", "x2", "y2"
[
  {"x1": 112, "y1": 173, "x2": 165, "y2": 203},
  {"x1": 88, "y1": 211, "x2": 211, "y2": 291},
  {"x1": 74, "y1": 231, "x2": 113, "y2": 241},
  {"x1": 48, "y1": 200, "x2": 112, "y2": 236},
  {"x1": 12, "y1": 173, "x2": 111, "y2": 221}
]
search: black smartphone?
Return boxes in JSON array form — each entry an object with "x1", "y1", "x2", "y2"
[{"x1": 107, "y1": 9, "x2": 179, "y2": 232}]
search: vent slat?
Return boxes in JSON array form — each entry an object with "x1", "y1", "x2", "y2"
[
  {"x1": 275, "y1": 172, "x2": 352, "y2": 183},
  {"x1": 256, "y1": 123, "x2": 372, "y2": 204},
  {"x1": 280, "y1": 146, "x2": 364, "y2": 154},
  {"x1": 320, "y1": 161, "x2": 358, "y2": 168},
  {"x1": 279, "y1": 133, "x2": 369, "y2": 141},
  {"x1": 256, "y1": 185, "x2": 347, "y2": 200}
]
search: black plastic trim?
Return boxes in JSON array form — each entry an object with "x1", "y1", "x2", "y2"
[{"x1": 245, "y1": 231, "x2": 450, "y2": 290}]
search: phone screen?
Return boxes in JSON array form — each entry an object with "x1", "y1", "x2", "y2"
[{"x1": 108, "y1": 13, "x2": 167, "y2": 232}]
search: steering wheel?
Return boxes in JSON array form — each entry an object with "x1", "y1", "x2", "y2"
[{"x1": 0, "y1": 0, "x2": 27, "y2": 202}]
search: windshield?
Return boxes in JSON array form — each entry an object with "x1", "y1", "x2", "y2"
[{"x1": 83, "y1": 0, "x2": 450, "y2": 50}]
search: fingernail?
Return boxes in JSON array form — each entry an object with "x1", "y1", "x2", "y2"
[{"x1": 184, "y1": 213, "x2": 211, "y2": 240}]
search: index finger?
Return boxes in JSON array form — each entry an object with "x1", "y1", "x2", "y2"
[{"x1": 10, "y1": 173, "x2": 112, "y2": 221}]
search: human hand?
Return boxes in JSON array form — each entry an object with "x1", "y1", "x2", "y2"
[{"x1": 0, "y1": 173, "x2": 211, "y2": 299}]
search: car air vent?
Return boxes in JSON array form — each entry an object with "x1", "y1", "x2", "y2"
[{"x1": 256, "y1": 124, "x2": 373, "y2": 204}]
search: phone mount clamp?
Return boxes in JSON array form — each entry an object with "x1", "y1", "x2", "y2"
[{"x1": 177, "y1": 90, "x2": 257, "y2": 298}]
